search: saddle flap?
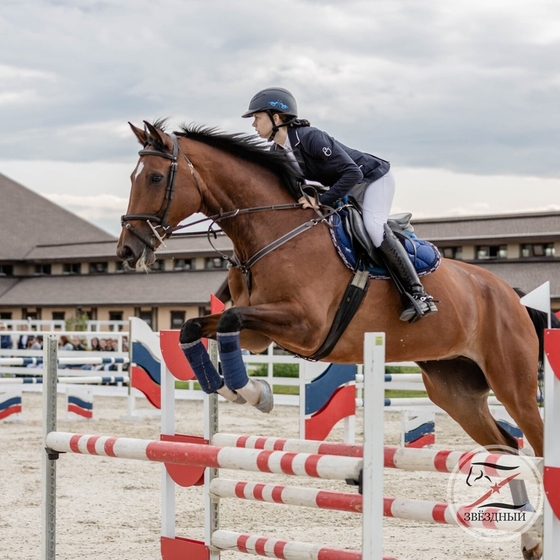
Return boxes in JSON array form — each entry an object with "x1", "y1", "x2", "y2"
[{"x1": 343, "y1": 206, "x2": 376, "y2": 263}]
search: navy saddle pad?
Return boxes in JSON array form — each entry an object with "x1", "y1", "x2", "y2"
[{"x1": 329, "y1": 212, "x2": 441, "y2": 279}]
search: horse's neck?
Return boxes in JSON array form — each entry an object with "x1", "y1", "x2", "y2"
[{"x1": 199, "y1": 158, "x2": 303, "y2": 261}]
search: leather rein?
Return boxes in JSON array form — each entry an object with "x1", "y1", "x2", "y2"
[{"x1": 120, "y1": 132, "x2": 340, "y2": 274}]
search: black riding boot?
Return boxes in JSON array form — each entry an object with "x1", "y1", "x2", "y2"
[{"x1": 379, "y1": 224, "x2": 438, "y2": 323}]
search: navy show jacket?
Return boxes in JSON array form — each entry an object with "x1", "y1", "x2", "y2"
[{"x1": 274, "y1": 125, "x2": 390, "y2": 207}]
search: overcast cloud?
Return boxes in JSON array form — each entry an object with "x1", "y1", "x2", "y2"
[{"x1": 1, "y1": 0, "x2": 559, "y2": 235}]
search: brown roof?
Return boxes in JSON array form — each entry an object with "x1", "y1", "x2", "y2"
[
  {"x1": 0, "y1": 172, "x2": 114, "y2": 261},
  {"x1": 412, "y1": 211, "x2": 560, "y2": 243},
  {"x1": 0, "y1": 270, "x2": 229, "y2": 307}
]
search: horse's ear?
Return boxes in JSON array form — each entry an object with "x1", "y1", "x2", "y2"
[
  {"x1": 143, "y1": 120, "x2": 166, "y2": 149},
  {"x1": 129, "y1": 122, "x2": 147, "y2": 145}
]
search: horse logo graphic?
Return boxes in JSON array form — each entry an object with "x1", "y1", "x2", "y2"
[{"x1": 268, "y1": 100, "x2": 289, "y2": 110}]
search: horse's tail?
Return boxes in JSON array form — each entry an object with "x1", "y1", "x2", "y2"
[{"x1": 513, "y1": 287, "x2": 560, "y2": 373}]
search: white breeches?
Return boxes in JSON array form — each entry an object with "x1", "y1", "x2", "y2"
[{"x1": 362, "y1": 170, "x2": 395, "y2": 247}]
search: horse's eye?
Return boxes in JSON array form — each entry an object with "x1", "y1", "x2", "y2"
[{"x1": 150, "y1": 174, "x2": 164, "y2": 184}]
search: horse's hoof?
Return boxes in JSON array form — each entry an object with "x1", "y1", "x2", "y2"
[
  {"x1": 522, "y1": 533, "x2": 543, "y2": 560},
  {"x1": 522, "y1": 544, "x2": 543, "y2": 560},
  {"x1": 254, "y1": 379, "x2": 274, "y2": 413},
  {"x1": 232, "y1": 392, "x2": 247, "y2": 405}
]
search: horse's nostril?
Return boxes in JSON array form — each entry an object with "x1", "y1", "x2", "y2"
[{"x1": 117, "y1": 244, "x2": 134, "y2": 261}]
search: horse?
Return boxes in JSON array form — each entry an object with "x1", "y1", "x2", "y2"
[{"x1": 118, "y1": 121, "x2": 549, "y2": 559}]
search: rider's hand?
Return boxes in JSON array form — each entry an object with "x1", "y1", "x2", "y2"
[{"x1": 298, "y1": 196, "x2": 319, "y2": 210}]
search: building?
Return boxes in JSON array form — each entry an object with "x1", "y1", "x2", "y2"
[
  {"x1": 0, "y1": 172, "x2": 231, "y2": 330},
  {"x1": 412, "y1": 212, "x2": 560, "y2": 311},
  {"x1": 1, "y1": 170, "x2": 559, "y2": 328}
]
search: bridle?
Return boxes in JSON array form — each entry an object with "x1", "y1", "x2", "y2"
[
  {"x1": 121, "y1": 132, "x2": 203, "y2": 251},
  {"x1": 121, "y1": 130, "x2": 343, "y2": 279}
]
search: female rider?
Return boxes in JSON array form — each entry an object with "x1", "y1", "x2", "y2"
[{"x1": 242, "y1": 87, "x2": 437, "y2": 323}]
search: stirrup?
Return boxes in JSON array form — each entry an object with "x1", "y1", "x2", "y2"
[
  {"x1": 399, "y1": 293, "x2": 438, "y2": 324},
  {"x1": 399, "y1": 293, "x2": 426, "y2": 323}
]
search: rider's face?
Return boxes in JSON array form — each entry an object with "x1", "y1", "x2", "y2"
[{"x1": 251, "y1": 112, "x2": 274, "y2": 140}]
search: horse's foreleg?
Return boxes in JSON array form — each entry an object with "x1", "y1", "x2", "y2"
[
  {"x1": 178, "y1": 314, "x2": 246, "y2": 405},
  {"x1": 214, "y1": 307, "x2": 274, "y2": 412}
]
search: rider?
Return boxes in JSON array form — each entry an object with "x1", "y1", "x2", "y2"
[{"x1": 242, "y1": 86, "x2": 437, "y2": 323}]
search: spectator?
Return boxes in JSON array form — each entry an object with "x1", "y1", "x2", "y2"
[
  {"x1": 31, "y1": 336, "x2": 43, "y2": 350},
  {"x1": 17, "y1": 324, "x2": 30, "y2": 349},
  {"x1": 90, "y1": 337, "x2": 102, "y2": 351},
  {"x1": 0, "y1": 322, "x2": 12, "y2": 349},
  {"x1": 59, "y1": 335, "x2": 74, "y2": 351},
  {"x1": 71, "y1": 336, "x2": 86, "y2": 351}
]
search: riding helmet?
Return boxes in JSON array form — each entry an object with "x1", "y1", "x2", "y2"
[{"x1": 241, "y1": 87, "x2": 298, "y2": 118}]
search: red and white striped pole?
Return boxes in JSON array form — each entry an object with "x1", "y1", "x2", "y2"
[
  {"x1": 211, "y1": 530, "x2": 398, "y2": 560},
  {"x1": 212, "y1": 433, "x2": 542, "y2": 480},
  {"x1": 44, "y1": 432, "x2": 363, "y2": 482},
  {"x1": 210, "y1": 478, "x2": 539, "y2": 532}
]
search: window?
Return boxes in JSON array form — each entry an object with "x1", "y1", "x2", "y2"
[
  {"x1": 521, "y1": 243, "x2": 555, "y2": 258},
  {"x1": 52, "y1": 312, "x2": 65, "y2": 321},
  {"x1": 205, "y1": 257, "x2": 225, "y2": 269},
  {"x1": 35, "y1": 264, "x2": 52, "y2": 275},
  {"x1": 137, "y1": 309, "x2": 153, "y2": 327},
  {"x1": 476, "y1": 245, "x2": 507, "y2": 260},
  {"x1": 441, "y1": 247, "x2": 463, "y2": 260},
  {"x1": 150, "y1": 259, "x2": 165, "y2": 271},
  {"x1": 0, "y1": 312, "x2": 12, "y2": 320},
  {"x1": 173, "y1": 258, "x2": 194, "y2": 270},
  {"x1": 198, "y1": 306, "x2": 211, "y2": 317},
  {"x1": 63, "y1": 263, "x2": 81, "y2": 275},
  {"x1": 109, "y1": 311, "x2": 123, "y2": 322},
  {"x1": 0, "y1": 264, "x2": 14, "y2": 276},
  {"x1": 89, "y1": 262, "x2": 108, "y2": 273},
  {"x1": 170, "y1": 311, "x2": 186, "y2": 329},
  {"x1": 22, "y1": 308, "x2": 40, "y2": 320}
]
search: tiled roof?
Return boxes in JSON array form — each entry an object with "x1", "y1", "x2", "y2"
[
  {"x1": 0, "y1": 172, "x2": 114, "y2": 261},
  {"x1": 412, "y1": 211, "x2": 560, "y2": 242},
  {"x1": 0, "y1": 270, "x2": 228, "y2": 307}
]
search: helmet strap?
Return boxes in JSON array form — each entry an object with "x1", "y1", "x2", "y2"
[{"x1": 266, "y1": 112, "x2": 297, "y2": 142}]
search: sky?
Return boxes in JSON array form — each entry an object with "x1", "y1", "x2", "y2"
[{"x1": 1, "y1": 0, "x2": 559, "y2": 237}]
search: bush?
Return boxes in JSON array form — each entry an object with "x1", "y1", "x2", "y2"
[{"x1": 249, "y1": 363, "x2": 299, "y2": 378}]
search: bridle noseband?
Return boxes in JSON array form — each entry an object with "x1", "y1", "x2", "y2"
[{"x1": 121, "y1": 132, "x2": 202, "y2": 251}]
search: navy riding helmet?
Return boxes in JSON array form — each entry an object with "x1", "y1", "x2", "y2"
[{"x1": 241, "y1": 87, "x2": 298, "y2": 119}]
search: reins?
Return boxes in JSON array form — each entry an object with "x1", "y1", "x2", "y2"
[{"x1": 121, "y1": 129, "x2": 343, "y2": 278}]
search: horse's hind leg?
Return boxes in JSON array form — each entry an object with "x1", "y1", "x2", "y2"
[
  {"x1": 418, "y1": 358, "x2": 517, "y2": 449},
  {"x1": 419, "y1": 357, "x2": 543, "y2": 560}
]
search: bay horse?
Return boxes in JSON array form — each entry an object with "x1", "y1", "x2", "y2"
[{"x1": 118, "y1": 121, "x2": 548, "y2": 558}]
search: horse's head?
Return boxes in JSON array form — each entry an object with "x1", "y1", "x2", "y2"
[{"x1": 117, "y1": 121, "x2": 202, "y2": 270}]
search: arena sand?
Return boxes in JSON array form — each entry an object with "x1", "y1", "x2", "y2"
[{"x1": 1, "y1": 392, "x2": 527, "y2": 559}]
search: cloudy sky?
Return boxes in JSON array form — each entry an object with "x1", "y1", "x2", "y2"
[{"x1": 1, "y1": 0, "x2": 559, "y2": 236}]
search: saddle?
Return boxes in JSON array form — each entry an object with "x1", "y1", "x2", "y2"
[
  {"x1": 332, "y1": 202, "x2": 440, "y2": 279},
  {"x1": 343, "y1": 204, "x2": 415, "y2": 269}
]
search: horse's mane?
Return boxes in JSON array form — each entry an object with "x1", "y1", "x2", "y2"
[{"x1": 162, "y1": 121, "x2": 304, "y2": 200}]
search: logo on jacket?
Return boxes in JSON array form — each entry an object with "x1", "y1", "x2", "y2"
[{"x1": 322, "y1": 147, "x2": 332, "y2": 157}]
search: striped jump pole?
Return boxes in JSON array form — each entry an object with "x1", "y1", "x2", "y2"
[
  {"x1": 210, "y1": 478, "x2": 541, "y2": 532},
  {"x1": 44, "y1": 432, "x2": 363, "y2": 482},
  {"x1": 0, "y1": 375, "x2": 129, "y2": 385},
  {"x1": 0, "y1": 356, "x2": 128, "y2": 366},
  {"x1": 212, "y1": 433, "x2": 543, "y2": 481},
  {"x1": 211, "y1": 530, "x2": 393, "y2": 560}
]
